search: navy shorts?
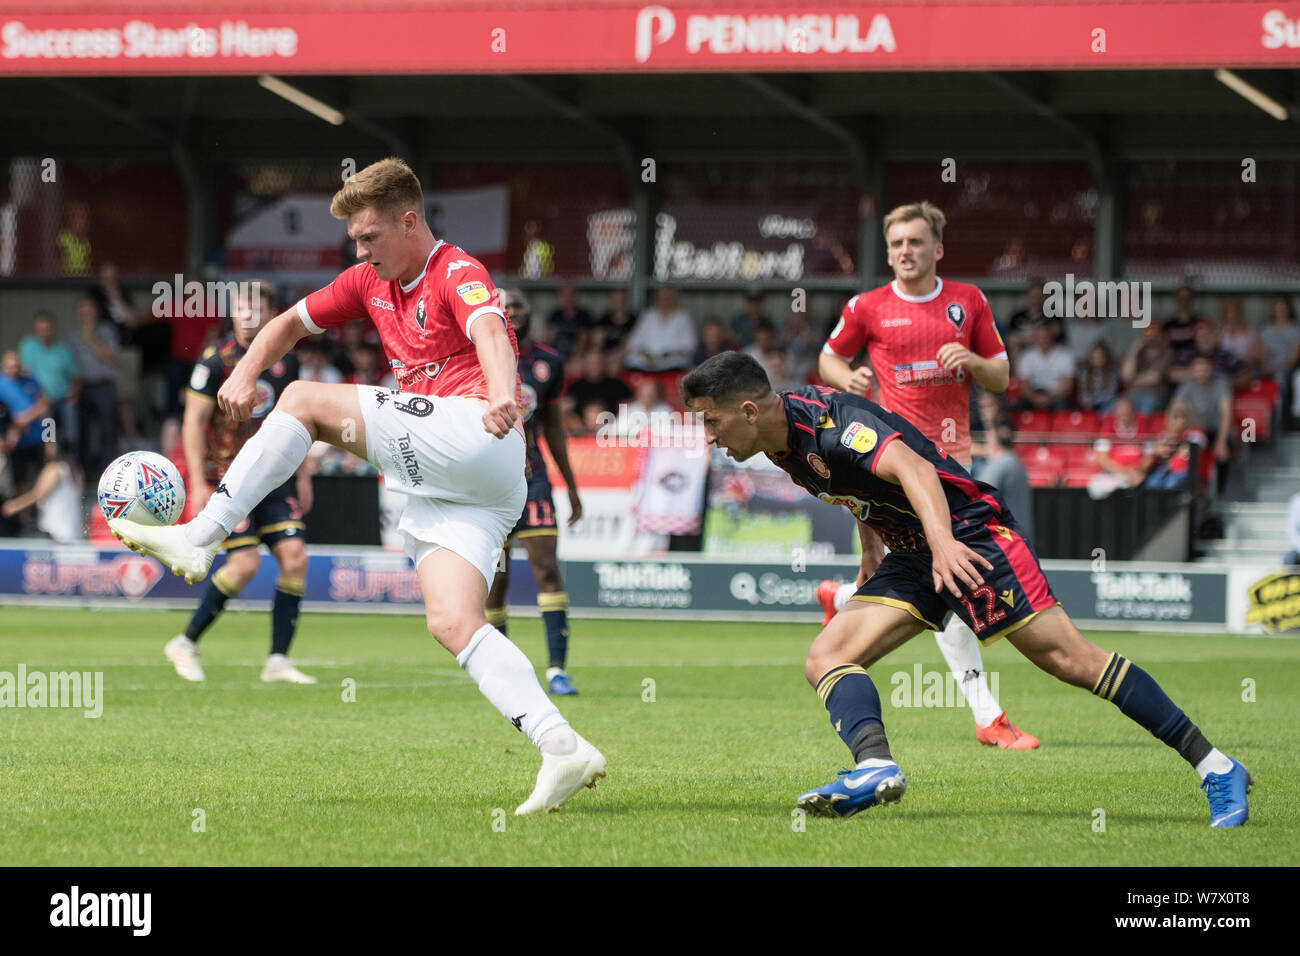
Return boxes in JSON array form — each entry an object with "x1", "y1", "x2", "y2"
[
  {"x1": 223, "y1": 478, "x2": 306, "y2": 552},
  {"x1": 509, "y1": 475, "x2": 558, "y2": 540},
  {"x1": 852, "y1": 515, "x2": 1058, "y2": 644}
]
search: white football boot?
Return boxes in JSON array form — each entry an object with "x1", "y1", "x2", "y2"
[
  {"x1": 260, "y1": 654, "x2": 317, "y2": 684},
  {"x1": 164, "y1": 634, "x2": 205, "y2": 682},
  {"x1": 109, "y1": 518, "x2": 216, "y2": 584},
  {"x1": 515, "y1": 733, "x2": 606, "y2": 815}
]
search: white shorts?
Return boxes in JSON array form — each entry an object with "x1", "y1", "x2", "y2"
[{"x1": 357, "y1": 386, "x2": 525, "y2": 586}]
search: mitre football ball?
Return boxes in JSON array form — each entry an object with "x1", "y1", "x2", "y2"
[{"x1": 98, "y1": 451, "x2": 187, "y2": 526}]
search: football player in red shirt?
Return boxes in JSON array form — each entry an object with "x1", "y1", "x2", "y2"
[
  {"x1": 817, "y1": 201, "x2": 1039, "y2": 749},
  {"x1": 110, "y1": 159, "x2": 605, "y2": 814}
]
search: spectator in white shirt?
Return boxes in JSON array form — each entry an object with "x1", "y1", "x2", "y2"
[
  {"x1": 625, "y1": 286, "x2": 697, "y2": 372},
  {"x1": 1015, "y1": 323, "x2": 1076, "y2": 410}
]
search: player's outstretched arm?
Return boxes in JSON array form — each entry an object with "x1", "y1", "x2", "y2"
[
  {"x1": 219, "y1": 308, "x2": 311, "y2": 421},
  {"x1": 181, "y1": 392, "x2": 216, "y2": 511},
  {"x1": 818, "y1": 349, "x2": 873, "y2": 396},
  {"x1": 936, "y1": 344, "x2": 1010, "y2": 393},
  {"x1": 542, "y1": 402, "x2": 582, "y2": 525},
  {"x1": 470, "y1": 313, "x2": 520, "y2": 438},
  {"x1": 873, "y1": 440, "x2": 993, "y2": 596}
]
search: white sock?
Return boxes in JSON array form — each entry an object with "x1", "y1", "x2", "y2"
[
  {"x1": 855, "y1": 757, "x2": 896, "y2": 770},
  {"x1": 457, "y1": 624, "x2": 568, "y2": 749},
  {"x1": 833, "y1": 583, "x2": 856, "y2": 612},
  {"x1": 934, "y1": 617, "x2": 1003, "y2": 727},
  {"x1": 187, "y1": 410, "x2": 312, "y2": 546},
  {"x1": 1194, "y1": 749, "x2": 1233, "y2": 781}
]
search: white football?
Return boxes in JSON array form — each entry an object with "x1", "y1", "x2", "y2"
[{"x1": 98, "y1": 451, "x2": 187, "y2": 526}]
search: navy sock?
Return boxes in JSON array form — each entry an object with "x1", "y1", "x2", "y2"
[
  {"x1": 271, "y1": 577, "x2": 303, "y2": 656},
  {"x1": 816, "y1": 665, "x2": 892, "y2": 763},
  {"x1": 1094, "y1": 653, "x2": 1214, "y2": 768},
  {"x1": 539, "y1": 592, "x2": 570, "y2": 669},
  {"x1": 184, "y1": 567, "x2": 239, "y2": 641}
]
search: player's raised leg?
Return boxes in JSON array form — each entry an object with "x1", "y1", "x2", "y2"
[
  {"x1": 416, "y1": 545, "x2": 604, "y2": 814},
  {"x1": 796, "y1": 600, "x2": 924, "y2": 818},
  {"x1": 260, "y1": 535, "x2": 314, "y2": 684},
  {"x1": 110, "y1": 381, "x2": 365, "y2": 582},
  {"x1": 1006, "y1": 606, "x2": 1251, "y2": 828}
]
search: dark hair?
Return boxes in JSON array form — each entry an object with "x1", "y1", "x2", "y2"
[{"x1": 679, "y1": 351, "x2": 771, "y2": 406}]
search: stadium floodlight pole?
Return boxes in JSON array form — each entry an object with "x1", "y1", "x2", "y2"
[
  {"x1": 256, "y1": 74, "x2": 345, "y2": 126},
  {"x1": 1214, "y1": 69, "x2": 1289, "y2": 121}
]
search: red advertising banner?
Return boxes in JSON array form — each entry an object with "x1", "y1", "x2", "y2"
[{"x1": 0, "y1": 3, "x2": 1296, "y2": 75}]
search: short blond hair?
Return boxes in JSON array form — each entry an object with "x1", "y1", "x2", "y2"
[
  {"x1": 883, "y1": 201, "x2": 946, "y2": 242},
  {"x1": 330, "y1": 157, "x2": 424, "y2": 221}
]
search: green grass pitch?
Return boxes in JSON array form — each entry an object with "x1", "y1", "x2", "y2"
[{"x1": 1, "y1": 606, "x2": 1295, "y2": 866}]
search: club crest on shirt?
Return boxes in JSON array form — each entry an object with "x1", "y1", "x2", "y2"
[
  {"x1": 840, "y1": 421, "x2": 877, "y2": 453},
  {"x1": 532, "y1": 360, "x2": 551, "y2": 383},
  {"x1": 945, "y1": 302, "x2": 965, "y2": 330},
  {"x1": 519, "y1": 382, "x2": 539, "y2": 423},
  {"x1": 415, "y1": 297, "x2": 427, "y2": 330},
  {"x1": 807, "y1": 453, "x2": 830, "y2": 478}
]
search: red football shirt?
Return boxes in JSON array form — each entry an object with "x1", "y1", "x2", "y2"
[
  {"x1": 297, "y1": 241, "x2": 517, "y2": 403},
  {"x1": 823, "y1": 277, "x2": 1007, "y2": 465}
]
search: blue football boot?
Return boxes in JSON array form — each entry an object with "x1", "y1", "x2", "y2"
[
  {"x1": 796, "y1": 764, "x2": 907, "y2": 818},
  {"x1": 1203, "y1": 757, "x2": 1252, "y2": 828},
  {"x1": 547, "y1": 669, "x2": 579, "y2": 696}
]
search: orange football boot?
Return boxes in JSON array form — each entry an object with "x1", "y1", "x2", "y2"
[
  {"x1": 975, "y1": 711, "x2": 1040, "y2": 749},
  {"x1": 816, "y1": 580, "x2": 839, "y2": 627}
]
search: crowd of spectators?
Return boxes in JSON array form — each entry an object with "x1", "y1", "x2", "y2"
[{"x1": 3, "y1": 268, "x2": 1298, "y2": 542}]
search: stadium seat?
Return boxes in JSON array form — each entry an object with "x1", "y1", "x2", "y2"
[
  {"x1": 1237, "y1": 378, "x2": 1280, "y2": 409},
  {"x1": 1062, "y1": 444, "x2": 1099, "y2": 487},
  {"x1": 1012, "y1": 409, "x2": 1052, "y2": 435},
  {"x1": 1052, "y1": 409, "x2": 1100, "y2": 434},
  {"x1": 1017, "y1": 442, "x2": 1066, "y2": 487},
  {"x1": 1235, "y1": 396, "x2": 1274, "y2": 442},
  {"x1": 1149, "y1": 411, "x2": 1166, "y2": 435}
]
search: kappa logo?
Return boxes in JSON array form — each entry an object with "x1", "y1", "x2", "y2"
[
  {"x1": 394, "y1": 395, "x2": 435, "y2": 417},
  {"x1": 945, "y1": 302, "x2": 966, "y2": 330},
  {"x1": 370, "y1": 296, "x2": 396, "y2": 312},
  {"x1": 511, "y1": 713, "x2": 526, "y2": 731},
  {"x1": 375, "y1": 390, "x2": 390, "y2": 406},
  {"x1": 444, "y1": 259, "x2": 473, "y2": 279},
  {"x1": 214, "y1": 483, "x2": 231, "y2": 498}
]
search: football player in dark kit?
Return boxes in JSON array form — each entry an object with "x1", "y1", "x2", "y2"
[
  {"x1": 485, "y1": 289, "x2": 584, "y2": 695},
  {"x1": 681, "y1": 351, "x2": 1251, "y2": 828},
  {"x1": 164, "y1": 280, "x2": 317, "y2": 684}
]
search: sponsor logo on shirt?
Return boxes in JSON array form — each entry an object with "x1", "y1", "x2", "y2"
[
  {"x1": 389, "y1": 432, "x2": 424, "y2": 487},
  {"x1": 817, "y1": 492, "x2": 870, "y2": 519},
  {"x1": 840, "y1": 422, "x2": 877, "y2": 453},
  {"x1": 456, "y1": 280, "x2": 490, "y2": 306},
  {"x1": 881, "y1": 318, "x2": 911, "y2": 327},
  {"x1": 370, "y1": 297, "x2": 396, "y2": 311}
]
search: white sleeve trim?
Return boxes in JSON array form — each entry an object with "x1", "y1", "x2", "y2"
[
  {"x1": 822, "y1": 342, "x2": 854, "y2": 359},
  {"x1": 297, "y1": 299, "x2": 325, "y2": 335},
  {"x1": 464, "y1": 306, "x2": 506, "y2": 339},
  {"x1": 988, "y1": 350, "x2": 1009, "y2": 362}
]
